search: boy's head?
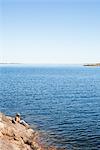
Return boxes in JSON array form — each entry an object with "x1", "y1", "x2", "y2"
[
  {"x1": 15, "y1": 113, "x2": 21, "y2": 122},
  {"x1": 16, "y1": 113, "x2": 20, "y2": 117}
]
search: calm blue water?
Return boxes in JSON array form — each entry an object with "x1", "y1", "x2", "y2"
[{"x1": 0, "y1": 65, "x2": 100, "y2": 150}]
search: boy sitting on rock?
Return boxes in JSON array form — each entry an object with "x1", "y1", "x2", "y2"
[{"x1": 12, "y1": 113, "x2": 29, "y2": 128}]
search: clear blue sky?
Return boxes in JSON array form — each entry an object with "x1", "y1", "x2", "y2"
[{"x1": 0, "y1": 0, "x2": 100, "y2": 64}]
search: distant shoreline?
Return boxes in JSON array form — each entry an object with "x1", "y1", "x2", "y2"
[
  {"x1": 0, "y1": 63, "x2": 100, "y2": 67},
  {"x1": 84, "y1": 63, "x2": 100, "y2": 67},
  {"x1": 0, "y1": 63, "x2": 22, "y2": 64}
]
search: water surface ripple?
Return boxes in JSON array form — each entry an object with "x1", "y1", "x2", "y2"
[{"x1": 0, "y1": 65, "x2": 100, "y2": 149}]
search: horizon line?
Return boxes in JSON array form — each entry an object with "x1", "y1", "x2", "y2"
[{"x1": 0, "y1": 62, "x2": 100, "y2": 65}]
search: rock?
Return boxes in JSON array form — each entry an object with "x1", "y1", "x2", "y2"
[{"x1": 0, "y1": 112, "x2": 58, "y2": 150}]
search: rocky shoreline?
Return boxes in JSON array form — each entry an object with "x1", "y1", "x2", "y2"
[{"x1": 0, "y1": 112, "x2": 58, "y2": 150}]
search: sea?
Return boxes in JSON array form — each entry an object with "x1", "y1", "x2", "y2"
[{"x1": 0, "y1": 65, "x2": 100, "y2": 150}]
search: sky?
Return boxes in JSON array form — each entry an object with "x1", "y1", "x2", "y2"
[{"x1": 0, "y1": 0, "x2": 100, "y2": 64}]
